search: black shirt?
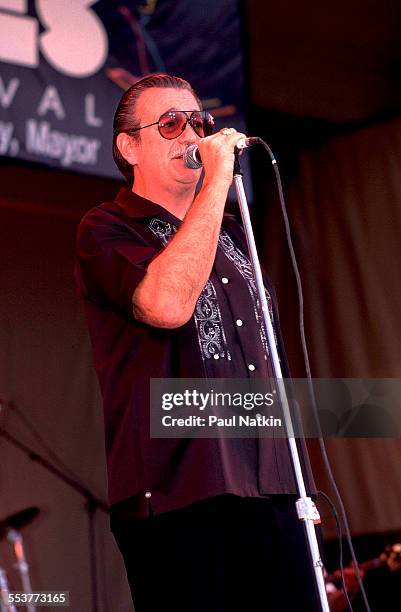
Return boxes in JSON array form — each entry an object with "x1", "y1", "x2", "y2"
[{"x1": 75, "y1": 188, "x2": 315, "y2": 515}]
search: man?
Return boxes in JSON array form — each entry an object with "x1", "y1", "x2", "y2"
[{"x1": 76, "y1": 73, "x2": 320, "y2": 611}]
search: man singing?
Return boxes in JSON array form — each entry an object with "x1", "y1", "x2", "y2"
[{"x1": 76, "y1": 73, "x2": 320, "y2": 611}]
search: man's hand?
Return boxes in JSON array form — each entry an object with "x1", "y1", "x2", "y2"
[
  {"x1": 133, "y1": 127, "x2": 246, "y2": 328},
  {"x1": 198, "y1": 127, "x2": 246, "y2": 188}
]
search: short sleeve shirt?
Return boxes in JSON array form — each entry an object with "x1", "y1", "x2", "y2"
[{"x1": 75, "y1": 188, "x2": 315, "y2": 514}]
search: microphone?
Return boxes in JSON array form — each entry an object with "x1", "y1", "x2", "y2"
[
  {"x1": 0, "y1": 507, "x2": 40, "y2": 541},
  {"x1": 183, "y1": 137, "x2": 260, "y2": 169}
]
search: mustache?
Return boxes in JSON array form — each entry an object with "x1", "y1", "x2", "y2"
[
  {"x1": 170, "y1": 144, "x2": 198, "y2": 160},
  {"x1": 170, "y1": 150, "x2": 187, "y2": 159}
]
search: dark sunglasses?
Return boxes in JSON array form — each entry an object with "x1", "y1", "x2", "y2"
[{"x1": 132, "y1": 110, "x2": 215, "y2": 140}]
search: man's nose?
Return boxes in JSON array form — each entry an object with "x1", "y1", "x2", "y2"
[{"x1": 179, "y1": 121, "x2": 199, "y2": 142}]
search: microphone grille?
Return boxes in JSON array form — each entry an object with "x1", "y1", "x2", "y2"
[{"x1": 183, "y1": 144, "x2": 202, "y2": 169}]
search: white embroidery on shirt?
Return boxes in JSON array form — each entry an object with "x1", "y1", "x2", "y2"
[
  {"x1": 194, "y1": 281, "x2": 231, "y2": 361},
  {"x1": 147, "y1": 218, "x2": 231, "y2": 362},
  {"x1": 148, "y1": 218, "x2": 175, "y2": 245}
]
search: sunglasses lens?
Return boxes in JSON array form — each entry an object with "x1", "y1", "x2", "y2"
[
  {"x1": 158, "y1": 111, "x2": 187, "y2": 139},
  {"x1": 191, "y1": 111, "x2": 214, "y2": 137},
  {"x1": 158, "y1": 111, "x2": 215, "y2": 139}
]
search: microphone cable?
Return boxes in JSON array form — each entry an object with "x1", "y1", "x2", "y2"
[
  {"x1": 252, "y1": 138, "x2": 372, "y2": 612},
  {"x1": 318, "y1": 489, "x2": 355, "y2": 612}
]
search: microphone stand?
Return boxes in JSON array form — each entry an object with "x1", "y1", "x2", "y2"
[
  {"x1": 0, "y1": 426, "x2": 109, "y2": 612},
  {"x1": 0, "y1": 566, "x2": 17, "y2": 612},
  {"x1": 7, "y1": 529, "x2": 35, "y2": 612},
  {"x1": 233, "y1": 153, "x2": 330, "y2": 612}
]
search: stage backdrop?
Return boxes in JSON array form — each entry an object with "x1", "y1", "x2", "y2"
[
  {"x1": 0, "y1": 0, "x2": 245, "y2": 177},
  {"x1": 259, "y1": 117, "x2": 401, "y2": 538}
]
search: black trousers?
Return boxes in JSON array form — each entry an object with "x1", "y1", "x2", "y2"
[{"x1": 111, "y1": 494, "x2": 322, "y2": 612}]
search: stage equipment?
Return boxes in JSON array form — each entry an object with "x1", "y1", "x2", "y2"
[
  {"x1": 0, "y1": 507, "x2": 39, "y2": 611},
  {"x1": 231, "y1": 146, "x2": 330, "y2": 612},
  {"x1": 0, "y1": 508, "x2": 39, "y2": 542},
  {"x1": 0, "y1": 425, "x2": 108, "y2": 612},
  {"x1": 182, "y1": 137, "x2": 259, "y2": 169},
  {"x1": 7, "y1": 529, "x2": 35, "y2": 612},
  {"x1": 0, "y1": 567, "x2": 17, "y2": 612}
]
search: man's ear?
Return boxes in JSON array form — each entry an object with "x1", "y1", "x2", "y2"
[{"x1": 116, "y1": 133, "x2": 138, "y2": 166}]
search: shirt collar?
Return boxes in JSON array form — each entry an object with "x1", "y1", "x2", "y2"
[
  {"x1": 115, "y1": 187, "x2": 181, "y2": 224},
  {"x1": 114, "y1": 186, "x2": 237, "y2": 226}
]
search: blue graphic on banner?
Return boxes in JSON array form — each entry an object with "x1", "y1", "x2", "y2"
[{"x1": 0, "y1": 0, "x2": 245, "y2": 180}]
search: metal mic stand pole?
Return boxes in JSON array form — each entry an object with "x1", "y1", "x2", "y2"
[
  {"x1": 0, "y1": 427, "x2": 108, "y2": 612},
  {"x1": 0, "y1": 567, "x2": 17, "y2": 612},
  {"x1": 232, "y1": 153, "x2": 330, "y2": 612},
  {"x1": 7, "y1": 529, "x2": 35, "y2": 612}
]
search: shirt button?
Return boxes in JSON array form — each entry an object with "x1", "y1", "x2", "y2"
[
  {"x1": 236, "y1": 319, "x2": 243, "y2": 327},
  {"x1": 213, "y1": 354, "x2": 220, "y2": 360},
  {"x1": 221, "y1": 277, "x2": 229, "y2": 284},
  {"x1": 248, "y1": 364, "x2": 256, "y2": 371},
  {"x1": 145, "y1": 491, "x2": 152, "y2": 499}
]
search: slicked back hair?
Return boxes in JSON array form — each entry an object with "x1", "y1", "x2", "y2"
[{"x1": 112, "y1": 73, "x2": 202, "y2": 185}]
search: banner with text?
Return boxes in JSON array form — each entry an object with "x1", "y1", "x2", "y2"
[{"x1": 0, "y1": 0, "x2": 245, "y2": 179}]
